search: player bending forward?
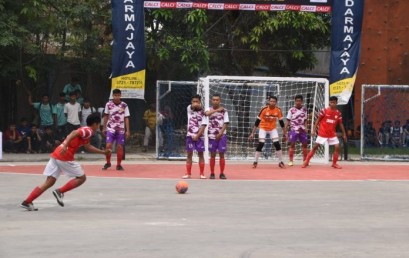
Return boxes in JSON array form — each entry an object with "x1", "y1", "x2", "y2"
[
  {"x1": 205, "y1": 94, "x2": 229, "y2": 180},
  {"x1": 249, "y1": 96, "x2": 287, "y2": 168},
  {"x1": 302, "y1": 96, "x2": 347, "y2": 169},
  {"x1": 21, "y1": 113, "x2": 111, "y2": 211},
  {"x1": 285, "y1": 95, "x2": 309, "y2": 166},
  {"x1": 182, "y1": 95, "x2": 207, "y2": 179}
]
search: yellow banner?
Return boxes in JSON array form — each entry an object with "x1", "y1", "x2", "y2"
[
  {"x1": 329, "y1": 74, "x2": 356, "y2": 105},
  {"x1": 111, "y1": 70, "x2": 145, "y2": 99}
]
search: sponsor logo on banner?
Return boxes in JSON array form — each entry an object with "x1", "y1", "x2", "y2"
[
  {"x1": 160, "y1": 1, "x2": 176, "y2": 8},
  {"x1": 224, "y1": 3, "x2": 239, "y2": 10},
  {"x1": 316, "y1": 6, "x2": 331, "y2": 12},
  {"x1": 240, "y1": 4, "x2": 255, "y2": 10},
  {"x1": 285, "y1": 5, "x2": 301, "y2": 11},
  {"x1": 301, "y1": 5, "x2": 316, "y2": 12},
  {"x1": 144, "y1": 1, "x2": 161, "y2": 8},
  {"x1": 177, "y1": 2, "x2": 193, "y2": 8},
  {"x1": 255, "y1": 4, "x2": 270, "y2": 11},
  {"x1": 271, "y1": 5, "x2": 286, "y2": 11},
  {"x1": 208, "y1": 3, "x2": 224, "y2": 10},
  {"x1": 192, "y1": 2, "x2": 208, "y2": 8}
]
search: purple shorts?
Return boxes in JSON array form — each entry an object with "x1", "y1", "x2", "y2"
[
  {"x1": 186, "y1": 136, "x2": 205, "y2": 152},
  {"x1": 106, "y1": 131, "x2": 125, "y2": 145},
  {"x1": 288, "y1": 130, "x2": 308, "y2": 144},
  {"x1": 209, "y1": 135, "x2": 227, "y2": 153}
]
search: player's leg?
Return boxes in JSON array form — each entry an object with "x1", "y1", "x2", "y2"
[
  {"x1": 328, "y1": 137, "x2": 341, "y2": 169},
  {"x1": 196, "y1": 138, "x2": 206, "y2": 179},
  {"x1": 209, "y1": 139, "x2": 217, "y2": 178},
  {"x1": 21, "y1": 158, "x2": 60, "y2": 211},
  {"x1": 253, "y1": 129, "x2": 266, "y2": 168},
  {"x1": 103, "y1": 131, "x2": 114, "y2": 170},
  {"x1": 218, "y1": 135, "x2": 227, "y2": 179},
  {"x1": 183, "y1": 137, "x2": 194, "y2": 178},
  {"x1": 271, "y1": 129, "x2": 285, "y2": 168},
  {"x1": 288, "y1": 131, "x2": 296, "y2": 166},
  {"x1": 303, "y1": 136, "x2": 326, "y2": 168},
  {"x1": 115, "y1": 132, "x2": 126, "y2": 170},
  {"x1": 300, "y1": 131, "x2": 309, "y2": 161}
]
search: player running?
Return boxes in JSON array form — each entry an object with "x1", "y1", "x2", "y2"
[
  {"x1": 249, "y1": 96, "x2": 287, "y2": 168},
  {"x1": 205, "y1": 94, "x2": 229, "y2": 180},
  {"x1": 20, "y1": 113, "x2": 111, "y2": 211},
  {"x1": 302, "y1": 96, "x2": 347, "y2": 169},
  {"x1": 182, "y1": 95, "x2": 207, "y2": 179},
  {"x1": 285, "y1": 95, "x2": 309, "y2": 166}
]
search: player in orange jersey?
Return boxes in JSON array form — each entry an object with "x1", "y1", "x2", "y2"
[
  {"x1": 249, "y1": 96, "x2": 287, "y2": 168},
  {"x1": 302, "y1": 96, "x2": 347, "y2": 169},
  {"x1": 20, "y1": 113, "x2": 111, "y2": 211}
]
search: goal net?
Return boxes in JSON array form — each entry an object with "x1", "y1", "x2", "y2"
[
  {"x1": 156, "y1": 80, "x2": 198, "y2": 159},
  {"x1": 361, "y1": 85, "x2": 409, "y2": 160},
  {"x1": 198, "y1": 76, "x2": 329, "y2": 163}
]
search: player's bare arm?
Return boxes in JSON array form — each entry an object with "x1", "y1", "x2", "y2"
[
  {"x1": 205, "y1": 106, "x2": 224, "y2": 116},
  {"x1": 102, "y1": 114, "x2": 108, "y2": 136},
  {"x1": 217, "y1": 123, "x2": 229, "y2": 140},
  {"x1": 339, "y1": 121, "x2": 347, "y2": 142},
  {"x1": 125, "y1": 117, "x2": 130, "y2": 139},
  {"x1": 84, "y1": 143, "x2": 111, "y2": 155},
  {"x1": 279, "y1": 119, "x2": 287, "y2": 141},
  {"x1": 312, "y1": 116, "x2": 323, "y2": 136},
  {"x1": 193, "y1": 124, "x2": 207, "y2": 141},
  {"x1": 60, "y1": 130, "x2": 79, "y2": 155},
  {"x1": 249, "y1": 118, "x2": 261, "y2": 140}
]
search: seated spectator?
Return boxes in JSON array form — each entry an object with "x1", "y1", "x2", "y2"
[
  {"x1": 27, "y1": 124, "x2": 42, "y2": 153},
  {"x1": 3, "y1": 122, "x2": 24, "y2": 153},
  {"x1": 364, "y1": 122, "x2": 378, "y2": 147},
  {"x1": 378, "y1": 121, "x2": 391, "y2": 147},
  {"x1": 390, "y1": 120, "x2": 403, "y2": 148},
  {"x1": 41, "y1": 127, "x2": 60, "y2": 153},
  {"x1": 17, "y1": 117, "x2": 31, "y2": 152}
]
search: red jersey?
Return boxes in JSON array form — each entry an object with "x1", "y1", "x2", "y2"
[
  {"x1": 317, "y1": 108, "x2": 342, "y2": 138},
  {"x1": 51, "y1": 127, "x2": 93, "y2": 161}
]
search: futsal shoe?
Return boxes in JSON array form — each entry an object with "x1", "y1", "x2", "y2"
[
  {"x1": 219, "y1": 174, "x2": 227, "y2": 180},
  {"x1": 279, "y1": 161, "x2": 286, "y2": 169},
  {"x1": 200, "y1": 174, "x2": 207, "y2": 179},
  {"x1": 102, "y1": 163, "x2": 111, "y2": 170},
  {"x1": 116, "y1": 165, "x2": 124, "y2": 171},
  {"x1": 182, "y1": 174, "x2": 191, "y2": 179},
  {"x1": 331, "y1": 164, "x2": 342, "y2": 169},
  {"x1": 20, "y1": 201, "x2": 38, "y2": 211},
  {"x1": 52, "y1": 189, "x2": 64, "y2": 207},
  {"x1": 209, "y1": 174, "x2": 215, "y2": 179},
  {"x1": 252, "y1": 162, "x2": 258, "y2": 168},
  {"x1": 288, "y1": 161, "x2": 294, "y2": 166},
  {"x1": 301, "y1": 162, "x2": 309, "y2": 168}
]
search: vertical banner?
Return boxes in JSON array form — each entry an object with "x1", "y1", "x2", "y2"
[
  {"x1": 329, "y1": 0, "x2": 364, "y2": 105},
  {"x1": 111, "y1": 0, "x2": 146, "y2": 99}
]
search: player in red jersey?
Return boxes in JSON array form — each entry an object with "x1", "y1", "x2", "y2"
[
  {"x1": 20, "y1": 113, "x2": 111, "y2": 211},
  {"x1": 302, "y1": 96, "x2": 347, "y2": 169}
]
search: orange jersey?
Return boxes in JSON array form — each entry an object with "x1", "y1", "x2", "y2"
[
  {"x1": 51, "y1": 127, "x2": 94, "y2": 161},
  {"x1": 257, "y1": 106, "x2": 283, "y2": 131}
]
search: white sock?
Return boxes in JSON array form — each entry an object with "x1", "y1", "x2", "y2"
[
  {"x1": 276, "y1": 150, "x2": 283, "y2": 162},
  {"x1": 255, "y1": 151, "x2": 261, "y2": 162}
]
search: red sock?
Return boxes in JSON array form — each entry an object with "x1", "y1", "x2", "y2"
[
  {"x1": 106, "y1": 150, "x2": 111, "y2": 164},
  {"x1": 289, "y1": 147, "x2": 294, "y2": 161},
  {"x1": 305, "y1": 149, "x2": 316, "y2": 163},
  {"x1": 117, "y1": 145, "x2": 123, "y2": 166},
  {"x1": 186, "y1": 163, "x2": 192, "y2": 175},
  {"x1": 59, "y1": 178, "x2": 80, "y2": 193},
  {"x1": 210, "y1": 157, "x2": 216, "y2": 174},
  {"x1": 220, "y1": 158, "x2": 225, "y2": 174},
  {"x1": 199, "y1": 162, "x2": 205, "y2": 175},
  {"x1": 25, "y1": 186, "x2": 44, "y2": 203},
  {"x1": 332, "y1": 152, "x2": 339, "y2": 165},
  {"x1": 302, "y1": 147, "x2": 308, "y2": 161}
]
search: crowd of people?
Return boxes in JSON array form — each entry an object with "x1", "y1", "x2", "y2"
[{"x1": 363, "y1": 119, "x2": 409, "y2": 148}]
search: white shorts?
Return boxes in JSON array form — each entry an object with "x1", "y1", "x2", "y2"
[
  {"x1": 315, "y1": 136, "x2": 339, "y2": 145},
  {"x1": 258, "y1": 129, "x2": 279, "y2": 142},
  {"x1": 43, "y1": 158, "x2": 85, "y2": 179}
]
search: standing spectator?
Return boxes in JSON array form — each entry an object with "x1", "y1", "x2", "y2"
[
  {"x1": 63, "y1": 76, "x2": 82, "y2": 102},
  {"x1": 390, "y1": 120, "x2": 403, "y2": 148},
  {"x1": 302, "y1": 96, "x2": 347, "y2": 169},
  {"x1": 64, "y1": 92, "x2": 81, "y2": 134},
  {"x1": 53, "y1": 92, "x2": 67, "y2": 142},
  {"x1": 182, "y1": 95, "x2": 207, "y2": 179},
  {"x1": 80, "y1": 98, "x2": 96, "y2": 126},
  {"x1": 3, "y1": 122, "x2": 23, "y2": 153},
  {"x1": 41, "y1": 127, "x2": 60, "y2": 153},
  {"x1": 27, "y1": 124, "x2": 42, "y2": 153},
  {"x1": 102, "y1": 89, "x2": 130, "y2": 171},
  {"x1": 142, "y1": 103, "x2": 157, "y2": 152},
  {"x1": 75, "y1": 89, "x2": 84, "y2": 106},
  {"x1": 28, "y1": 93, "x2": 54, "y2": 129},
  {"x1": 248, "y1": 96, "x2": 287, "y2": 169},
  {"x1": 403, "y1": 119, "x2": 409, "y2": 147},
  {"x1": 205, "y1": 94, "x2": 229, "y2": 180},
  {"x1": 284, "y1": 95, "x2": 308, "y2": 166},
  {"x1": 378, "y1": 121, "x2": 391, "y2": 147}
]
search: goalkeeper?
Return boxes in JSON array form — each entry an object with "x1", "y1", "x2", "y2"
[{"x1": 249, "y1": 96, "x2": 287, "y2": 168}]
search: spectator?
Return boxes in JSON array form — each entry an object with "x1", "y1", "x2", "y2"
[
  {"x1": 3, "y1": 122, "x2": 23, "y2": 153},
  {"x1": 160, "y1": 105, "x2": 174, "y2": 154},
  {"x1": 390, "y1": 120, "x2": 403, "y2": 148},
  {"x1": 75, "y1": 89, "x2": 84, "y2": 106},
  {"x1": 404, "y1": 119, "x2": 409, "y2": 147},
  {"x1": 378, "y1": 121, "x2": 391, "y2": 147},
  {"x1": 41, "y1": 126, "x2": 60, "y2": 153},
  {"x1": 27, "y1": 124, "x2": 42, "y2": 153},
  {"x1": 63, "y1": 76, "x2": 82, "y2": 102},
  {"x1": 364, "y1": 122, "x2": 378, "y2": 147},
  {"x1": 64, "y1": 91, "x2": 81, "y2": 134},
  {"x1": 80, "y1": 98, "x2": 96, "y2": 126},
  {"x1": 28, "y1": 93, "x2": 54, "y2": 129},
  {"x1": 53, "y1": 92, "x2": 67, "y2": 142},
  {"x1": 17, "y1": 118, "x2": 31, "y2": 152},
  {"x1": 143, "y1": 103, "x2": 158, "y2": 152}
]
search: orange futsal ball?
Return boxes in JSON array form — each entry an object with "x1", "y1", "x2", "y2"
[{"x1": 176, "y1": 181, "x2": 188, "y2": 194}]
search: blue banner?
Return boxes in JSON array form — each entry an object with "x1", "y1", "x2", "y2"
[
  {"x1": 329, "y1": 0, "x2": 364, "y2": 105},
  {"x1": 111, "y1": 0, "x2": 146, "y2": 99}
]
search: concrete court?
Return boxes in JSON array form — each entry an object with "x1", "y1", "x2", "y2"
[{"x1": 1, "y1": 171, "x2": 409, "y2": 258}]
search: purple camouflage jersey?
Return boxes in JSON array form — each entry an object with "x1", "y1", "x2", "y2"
[
  {"x1": 286, "y1": 106, "x2": 307, "y2": 133},
  {"x1": 104, "y1": 100, "x2": 130, "y2": 134},
  {"x1": 206, "y1": 107, "x2": 229, "y2": 139},
  {"x1": 187, "y1": 105, "x2": 207, "y2": 137}
]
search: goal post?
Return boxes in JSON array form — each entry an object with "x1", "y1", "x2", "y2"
[
  {"x1": 361, "y1": 84, "x2": 409, "y2": 161},
  {"x1": 198, "y1": 76, "x2": 330, "y2": 164}
]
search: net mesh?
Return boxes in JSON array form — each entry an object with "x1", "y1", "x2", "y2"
[{"x1": 361, "y1": 85, "x2": 409, "y2": 160}]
